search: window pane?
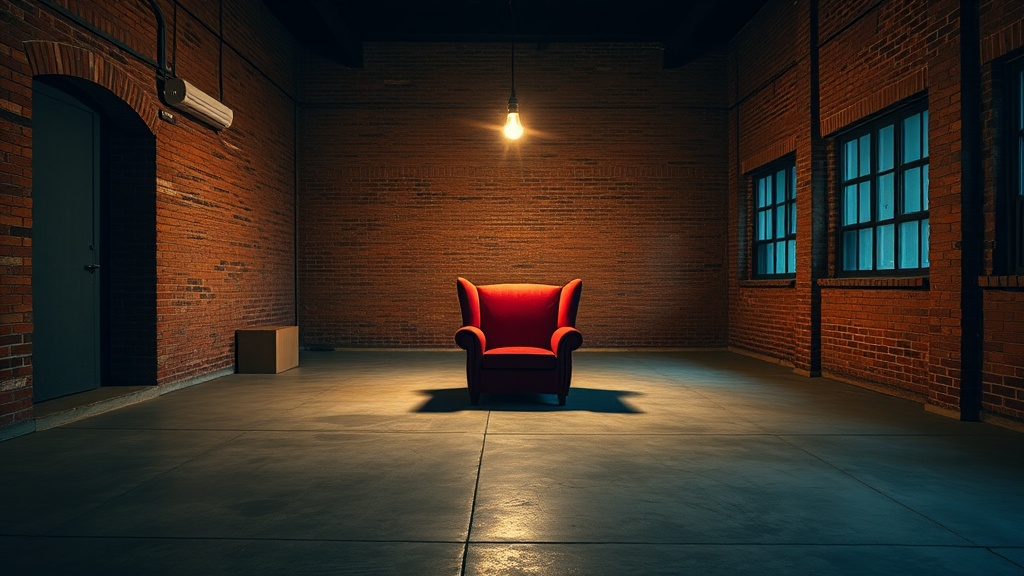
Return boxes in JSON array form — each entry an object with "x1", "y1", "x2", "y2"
[
  {"x1": 776, "y1": 170, "x2": 786, "y2": 203},
  {"x1": 859, "y1": 181, "x2": 872, "y2": 223},
  {"x1": 789, "y1": 202, "x2": 797, "y2": 235},
  {"x1": 765, "y1": 243, "x2": 775, "y2": 274},
  {"x1": 921, "y1": 218, "x2": 930, "y2": 268},
  {"x1": 757, "y1": 244, "x2": 767, "y2": 275},
  {"x1": 757, "y1": 178, "x2": 767, "y2": 208},
  {"x1": 843, "y1": 185, "x2": 858, "y2": 226},
  {"x1": 904, "y1": 113, "x2": 921, "y2": 162},
  {"x1": 787, "y1": 240, "x2": 796, "y2": 273},
  {"x1": 922, "y1": 164, "x2": 929, "y2": 210},
  {"x1": 922, "y1": 109, "x2": 929, "y2": 158},
  {"x1": 900, "y1": 221, "x2": 920, "y2": 268},
  {"x1": 843, "y1": 231, "x2": 858, "y2": 271},
  {"x1": 775, "y1": 240, "x2": 787, "y2": 272},
  {"x1": 844, "y1": 140, "x2": 858, "y2": 181},
  {"x1": 878, "y1": 173, "x2": 894, "y2": 220},
  {"x1": 877, "y1": 224, "x2": 895, "y2": 269},
  {"x1": 878, "y1": 124, "x2": 895, "y2": 171},
  {"x1": 757, "y1": 211, "x2": 765, "y2": 240},
  {"x1": 776, "y1": 206, "x2": 786, "y2": 238},
  {"x1": 859, "y1": 134, "x2": 871, "y2": 176},
  {"x1": 791, "y1": 167, "x2": 797, "y2": 199},
  {"x1": 859, "y1": 229, "x2": 874, "y2": 270},
  {"x1": 903, "y1": 167, "x2": 921, "y2": 214}
]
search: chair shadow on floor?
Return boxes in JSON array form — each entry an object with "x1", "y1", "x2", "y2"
[{"x1": 414, "y1": 387, "x2": 644, "y2": 413}]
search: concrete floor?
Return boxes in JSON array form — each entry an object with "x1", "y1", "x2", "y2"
[{"x1": 1, "y1": 350, "x2": 1022, "y2": 575}]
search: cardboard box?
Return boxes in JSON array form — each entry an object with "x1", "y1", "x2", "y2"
[{"x1": 236, "y1": 325, "x2": 299, "y2": 374}]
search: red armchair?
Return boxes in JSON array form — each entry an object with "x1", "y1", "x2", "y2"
[{"x1": 455, "y1": 277, "x2": 583, "y2": 406}]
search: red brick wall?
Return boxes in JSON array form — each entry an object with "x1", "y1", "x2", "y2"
[
  {"x1": 816, "y1": 0, "x2": 934, "y2": 396},
  {"x1": 3, "y1": 0, "x2": 1021, "y2": 432},
  {"x1": 820, "y1": 288, "x2": 931, "y2": 398},
  {"x1": 728, "y1": 0, "x2": 807, "y2": 366},
  {"x1": 982, "y1": 291, "x2": 1024, "y2": 421},
  {"x1": 155, "y1": 1, "x2": 297, "y2": 383},
  {"x1": 0, "y1": 0, "x2": 297, "y2": 427},
  {"x1": 727, "y1": 0, "x2": 1024, "y2": 427},
  {"x1": 297, "y1": 43, "x2": 729, "y2": 348},
  {"x1": 978, "y1": 0, "x2": 1024, "y2": 424}
]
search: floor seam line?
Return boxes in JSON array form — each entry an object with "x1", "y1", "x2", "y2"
[
  {"x1": 777, "y1": 435, "x2": 981, "y2": 547},
  {"x1": 461, "y1": 411, "x2": 490, "y2": 576}
]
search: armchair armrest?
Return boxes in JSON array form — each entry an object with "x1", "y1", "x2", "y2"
[
  {"x1": 551, "y1": 326, "x2": 582, "y2": 355},
  {"x1": 455, "y1": 325, "x2": 486, "y2": 353}
]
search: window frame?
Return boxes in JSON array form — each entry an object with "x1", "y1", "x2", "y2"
[
  {"x1": 751, "y1": 157, "x2": 797, "y2": 279},
  {"x1": 836, "y1": 99, "x2": 930, "y2": 277}
]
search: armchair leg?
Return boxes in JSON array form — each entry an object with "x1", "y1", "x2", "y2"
[{"x1": 557, "y1": 393, "x2": 566, "y2": 406}]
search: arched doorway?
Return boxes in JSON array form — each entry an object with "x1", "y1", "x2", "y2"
[{"x1": 32, "y1": 76, "x2": 157, "y2": 402}]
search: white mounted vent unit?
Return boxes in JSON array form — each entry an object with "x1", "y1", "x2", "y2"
[{"x1": 162, "y1": 77, "x2": 233, "y2": 130}]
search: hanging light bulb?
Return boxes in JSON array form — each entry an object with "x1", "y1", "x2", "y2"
[
  {"x1": 504, "y1": 92, "x2": 523, "y2": 140},
  {"x1": 503, "y1": 0, "x2": 524, "y2": 140}
]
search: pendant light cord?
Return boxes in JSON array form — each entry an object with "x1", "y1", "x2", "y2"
[{"x1": 509, "y1": 0, "x2": 516, "y2": 98}]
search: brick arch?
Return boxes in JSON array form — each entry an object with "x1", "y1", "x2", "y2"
[{"x1": 23, "y1": 40, "x2": 159, "y2": 134}]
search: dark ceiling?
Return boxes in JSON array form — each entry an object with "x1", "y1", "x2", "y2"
[{"x1": 264, "y1": 0, "x2": 769, "y2": 68}]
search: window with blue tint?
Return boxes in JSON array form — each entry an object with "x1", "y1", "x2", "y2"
[
  {"x1": 903, "y1": 113, "x2": 921, "y2": 162},
  {"x1": 878, "y1": 124, "x2": 894, "y2": 171},
  {"x1": 921, "y1": 220, "x2": 930, "y2": 268},
  {"x1": 843, "y1": 185, "x2": 858, "y2": 225},
  {"x1": 859, "y1": 229, "x2": 873, "y2": 270},
  {"x1": 845, "y1": 140, "x2": 858, "y2": 181},
  {"x1": 859, "y1": 181, "x2": 871, "y2": 222},
  {"x1": 859, "y1": 134, "x2": 871, "y2": 176},
  {"x1": 903, "y1": 167, "x2": 921, "y2": 213},
  {"x1": 753, "y1": 158, "x2": 797, "y2": 277},
  {"x1": 838, "y1": 100, "x2": 929, "y2": 275},
  {"x1": 899, "y1": 221, "x2": 920, "y2": 268},
  {"x1": 877, "y1": 224, "x2": 895, "y2": 270},
  {"x1": 878, "y1": 173, "x2": 894, "y2": 220}
]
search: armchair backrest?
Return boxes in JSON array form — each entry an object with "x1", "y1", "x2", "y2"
[{"x1": 458, "y1": 278, "x2": 582, "y2": 350}]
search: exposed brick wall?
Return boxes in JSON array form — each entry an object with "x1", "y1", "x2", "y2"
[
  {"x1": 0, "y1": 0, "x2": 297, "y2": 426},
  {"x1": 818, "y1": 0, "x2": 931, "y2": 128},
  {"x1": 728, "y1": 0, "x2": 1024, "y2": 428},
  {"x1": 729, "y1": 0, "x2": 1024, "y2": 426},
  {"x1": 298, "y1": 43, "x2": 729, "y2": 348},
  {"x1": 981, "y1": 290, "x2": 1024, "y2": 422},
  {"x1": 0, "y1": 4, "x2": 58, "y2": 428},
  {"x1": 152, "y1": 2, "x2": 297, "y2": 383},
  {"x1": 816, "y1": 0, "x2": 936, "y2": 398},
  {"x1": 728, "y1": 0, "x2": 807, "y2": 367},
  {"x1": 821, "y1": 288, "x2": 931, "y2": 399},
  {"x1": 978, "y1": 0, "x2": 1024, "y2": 425},
  {"x1": 3, "y1": 0, "x2": 1022, "y2": 432},
  {"x1": 729, "y1": 286, "x2": 799, "y2": 362}
]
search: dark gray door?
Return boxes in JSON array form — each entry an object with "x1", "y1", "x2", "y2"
[{"x1": 32, "y1": 81, "x2": 101, "y2": 402}]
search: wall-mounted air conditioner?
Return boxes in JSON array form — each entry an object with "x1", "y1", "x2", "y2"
[{"x1": 162, "y1": 77, "x2": 233, "y2": 130}]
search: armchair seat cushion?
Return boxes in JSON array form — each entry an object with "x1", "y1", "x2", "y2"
[{"x1": 482, "y1": 346, "x2": 556, "y2": 370}]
